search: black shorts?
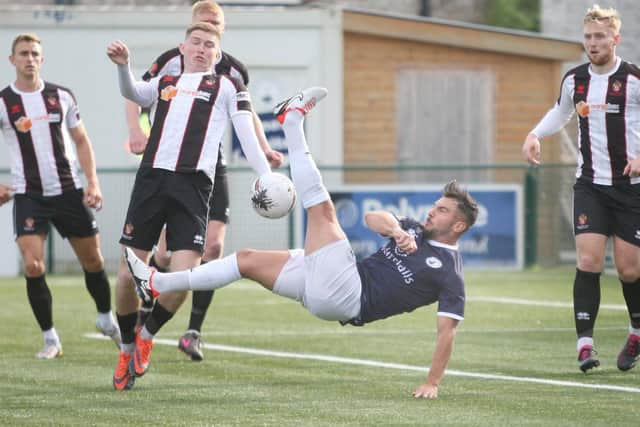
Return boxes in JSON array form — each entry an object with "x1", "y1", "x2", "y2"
[
  {"x1": 120, "y1": 168, "x2": 212, "y2": 253},
  {"x1": 573, "y1": 179, "x2": 640, "y2": 246},
  {"x1": 209, "y1": 164, "x2": 229, "y2": 224},
  {"x1": 13, "y1": 189, "x2": 98, "y2": 239}
]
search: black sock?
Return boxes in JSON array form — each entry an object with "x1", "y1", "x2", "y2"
[
  {"x1": 84, "y1": 269, "x2": 111, "y2": 313},
  {"x1": 26, "y1": 275, "x2": 53, "y2": 331},
  {"x1": 621, "y1": 278, "x2": 640, "y2": 329},
  {"x1": 574, "y1": 269, "x2": 601, "y2": 338},
  {"x1": 145, "y1": 302, "x2": 174, "y2": 336},
  {"x1": 117, "y1": 312, "x2": 138, "y2": 345},
  {"x1": 149, "y1": 254, "x2": 168, "y2": 273},
  {"x1": 188, "y1": 290, "x2": 215, "y2": 332}
]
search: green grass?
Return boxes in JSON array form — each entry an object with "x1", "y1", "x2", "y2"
[{"x1": 1, "y1": 268, "x2": 639, "y2": 426}]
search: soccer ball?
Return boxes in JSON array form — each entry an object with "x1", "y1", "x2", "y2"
[{"x1": 250, "y1": 173, "x2": 297, "y2": 219}]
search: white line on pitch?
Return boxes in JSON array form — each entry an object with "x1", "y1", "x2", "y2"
[
  {"x1": 468, "y1": 296, "x2": 626, "y2": 310},
  {"x1": 84, "y1": 333, "x2": 640, "y2": 394}
]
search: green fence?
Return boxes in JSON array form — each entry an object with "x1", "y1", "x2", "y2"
[{"x1": 0, "y1": 163, "x2": 579, "y2": 273}]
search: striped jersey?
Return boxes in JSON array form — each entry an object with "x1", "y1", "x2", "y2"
[
  {"x1": 0, "y1": 80, "x2": 83, "y2": 196},
  {"x1": 141, "y1": 48, "x2": 249, "y2": 168},
  {"x1": 136, "y1": 72, "x2": 252, "y2": 177},
  {"x1": 553, "y1": 58, "x2": 640, "y2": 185}
]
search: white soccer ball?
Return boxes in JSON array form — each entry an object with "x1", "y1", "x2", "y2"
[{"x1": 250, "y1": 173, "x2": 297, "y2": 219}]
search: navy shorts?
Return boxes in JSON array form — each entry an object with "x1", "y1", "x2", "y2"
[
  {"x1": 120, "y1": 168, "x2": 212, "y2": 253},
  {"x1": 13, "y1": 189, "x2": 98, "y2": 239},
  {"x1": 573, "y1": 179, "x2": 640, "y2": 246}
]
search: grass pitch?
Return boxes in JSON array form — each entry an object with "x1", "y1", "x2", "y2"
[{"x1": 1, "y1": 268, "x2": 639, "y2": 426}]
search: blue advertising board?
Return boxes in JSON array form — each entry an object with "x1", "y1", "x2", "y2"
[{"x1": 297, "y1": 185, "x2": 523, "y2": 269}]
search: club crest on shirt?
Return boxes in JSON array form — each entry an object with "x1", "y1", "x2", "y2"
[
  {"x1": 15, "y1": 116, "x2": 32, "y2": 133},
  {"x1": 609, "y1": 80, "x2": 623, "y2": 96},
  {"x1": 10, "y1": 104, "x2": 21, "y2": 114},
  {"x1": 426, "y1": 257, "x2": 442, "y2": 269},
  {"x1": 160, "y1": 85, "x2": 178, "y2": 101},
  {"x1": 46, "y1": 95, "x2": 59, "y2": 108}
]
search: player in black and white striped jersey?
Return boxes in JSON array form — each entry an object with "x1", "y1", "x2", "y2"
[
  {"x1": 126, "y1": 0, "x2": 283, "y2": 362},
  {"x1": 523, "y1": 5, "x2": 640, "y2": 373},
  {"x1": 0, "y1": 33, "x2": 121, "y2": 360},
  {"x1": 107, "y1": 22, "x2": 273, "y2": 390}
]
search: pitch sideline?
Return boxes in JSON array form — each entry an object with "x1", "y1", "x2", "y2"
[{"x1": 85, "y1": 333, "x2": 640, "y2": 394}]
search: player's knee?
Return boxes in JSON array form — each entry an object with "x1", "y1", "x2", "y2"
[
  {"x1": 616, "y1": 265, "x2": 640, "y2": 283},
  {"x1": 81, "y1": 253, "x2": 105, "y2": 272},
  {"x1": 23, "y1": 258, "x2": 45, "y2": 277},
  {"x1": 236, "y1": 248, "x2": 259, "y2": 275},
  {"x1": 117, "y1": 263, "x2": 134, "y2": 288},
  {"x1": 203, "y1": 240, "x2": 223, "y2": 260},
  {"x1": 577, "y1": 253, "x2": 604, "y2": 272}
]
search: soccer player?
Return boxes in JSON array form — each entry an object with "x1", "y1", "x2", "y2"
[
  {"x1": 125, "y1": 87, "x2": 478, "y2": 399},
  {"x1": 522, "y1": 5, "x2": 640, "y2": 373},
  {"x1": 0, "y1": 33, "x2": 120, "y2": 359},
  {"x1": 107, "y1": 22, "x2": 273, "y2": 390},
  {"x1": 127, "y1": 0, "x2": 283, "y2": 362}
]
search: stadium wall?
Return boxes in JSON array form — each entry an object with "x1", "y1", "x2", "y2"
[{"x1": 0, "y1": 5, "x2": 584, "y2": 273}]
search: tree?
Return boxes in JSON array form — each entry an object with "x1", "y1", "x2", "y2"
[{"x1": 486, "y1": 0, "x2": 540, "y2": 32}]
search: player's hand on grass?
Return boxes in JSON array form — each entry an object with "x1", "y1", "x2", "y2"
[
  {"x1": 412, "y1": 383, "x2": 438, "y2": 399},
  {"x1": 522, "y1": 133, "x2": 541, "y2": 165}
]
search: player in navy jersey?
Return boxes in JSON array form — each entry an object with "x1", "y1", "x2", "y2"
[
  {"x1": 125, "y1": 87, "x2": 479, "y2": 399},
  {"x1": 0, "y1": 33, "x2": 121, "y2": 359},
  {"x1": 522, "y1": 5, "x2": 640, "y2": 373},
  {"x1": 126, "y1": 0, "x2": 283, "y2": 362},
  {"x1": 107, "y1": 22, "x2": 274, "y2": 390}
]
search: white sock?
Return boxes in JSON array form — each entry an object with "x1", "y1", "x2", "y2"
[
  {"x1": 96, "y1": 311, "x2": 115, "y2": 329},
  {"x1": 152, "y1": 270, "x2": 191, "y2": 293},
  {"x1": 629, "y1": 325, "x2": 640, "y2": 336},
  {"x1": 152, "y1": 254, "x2": 242, "y2": 293},
  {"x1": 43, "y1": 327, "x2": 60, "y2": 345},
  {"x1": 189, "y1": 253, "x2": 241, "y2": 290},
  {"x1": 282, "y1": 111, "x2": 330, "y2": 209},
  {"x1": 140, "y1": 325, "x2": 154, "y2": 340},
  {"x1": 577, "y1": 337, "x2": 594, "y2": 352}
]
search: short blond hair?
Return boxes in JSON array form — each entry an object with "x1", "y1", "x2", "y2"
[
  {"x1": 185, "y1": 22, "x2": 222, "y2": 40},
  {"x1": 192, "y1": 1, "x2": 224, "y2": 20},
  {"x1": 584, "y1": 4, "x2": 621, "y2": 34},
  {"x1": 11, "y1": 33, "x2": 41, "y2": 55}
]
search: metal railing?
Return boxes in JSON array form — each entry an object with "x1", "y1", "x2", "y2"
[{"x1": 0, "y1": 163, "x2": 579, "y2": 273}]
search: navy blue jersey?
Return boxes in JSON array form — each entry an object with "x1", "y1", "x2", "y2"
[{"x1": 350, "y1": 217, "x2": 465, "y2": 325}]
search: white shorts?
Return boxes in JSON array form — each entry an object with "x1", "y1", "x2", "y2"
[{"x1": 302, "y1": 239, "x2": 362, "y2": 321}]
